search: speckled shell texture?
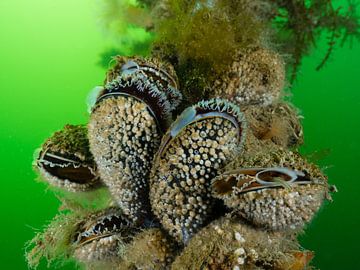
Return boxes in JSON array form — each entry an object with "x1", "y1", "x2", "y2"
[
  {"x1": 150, "y1": 101, "x2": 244, "y2": 243},
  {"x1": 89, "y1": 96, "x2": 160, "y2": 223},
  {"x1": 212, "y1": 47, "x2": 285, "y2": 106}
]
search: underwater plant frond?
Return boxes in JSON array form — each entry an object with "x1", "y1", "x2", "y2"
[
  {"x1": 25, "y1": 212, "x2": 81, "y2": 268},
  {"x1": 268, "y1": 0, "x2": 360, "y2": 80}
]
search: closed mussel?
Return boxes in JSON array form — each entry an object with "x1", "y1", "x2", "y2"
[
  {"x1": 150, "y1": 98, "x2": 246, "y2": 244},
  {"x1": 35, "y1": 124, "x2": 101, "y2": 192},
  {"x1": 212, "y1": 148, "x2": 329, "y2": 231},
  {"x1": 88, "y1": 57, "x2": 182, "y2": 224}
]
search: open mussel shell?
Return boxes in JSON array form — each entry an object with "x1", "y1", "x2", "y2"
[
  {"x1": 72, "y1": 207, "x2": 137, "y2": 264},
  {"x1": 150, "y1": 98, "x2": 246, "y2": 244},
  {"x1": 35, "y1": 125, "x2": 101, "y2": 192},
  {"x1": 212, "y1": 149, "x2": 329, "y2": 231},
  {"x1": 88, "y1": 57, "x2": 182, "y2": 224},
  {"x1": 171, "y1": 216, "x2": 313, "y2": 270}
]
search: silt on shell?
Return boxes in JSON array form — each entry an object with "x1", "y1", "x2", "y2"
[
  {"x1": 35, "y1": 124, "x2": 101, "y2": 192},
  {"x1": 212, "y1": 148, "x2": 330, "y2": 231},
  {"x1": 212, "y1": 47, "x2": 285, "y2": 106},
  {"x1": 150, "y1": 98, "x2": 246, "y2": 244},
  {"x1": 88, "y1": 57, "x2": 182, "y2": 224},
  {"x1": 242, "y1": 102, "x2": 304, "y2": 148}
]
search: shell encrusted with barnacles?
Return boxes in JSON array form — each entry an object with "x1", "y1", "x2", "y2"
[{"x1": 27, "y1": 54, "x2": 333, "y2": 270}]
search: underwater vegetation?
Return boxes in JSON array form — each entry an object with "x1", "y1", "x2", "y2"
[{"x1": 26, "y1": 0, "x2": 358, "y2": 269}]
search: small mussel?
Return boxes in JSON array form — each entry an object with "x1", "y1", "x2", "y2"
[
  {"x1": 212, "y1": 149, "x2": 329, "y2": 231},
  {"x1": 88, "y1": 57, "x2": 182, "y2": 224},
  {"x1": 212, "y1": 47, "x2": 285, "y2": 106},
  {"x1": 72, "y1": 207, "x2": 137, "y2": 264},
  {"x1": 35, "y1": 124, "x2": 101, "y2": 192},
  {"x1": 150, "y1": 98, "x2": 246, "y2": 244},
  {"x1": 243, "y1": 102, "x2": 304, "y2": 148}
]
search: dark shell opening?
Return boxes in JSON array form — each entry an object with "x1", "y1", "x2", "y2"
[
  {"x1": 256, "y1": 170, "x2": 292, "y2": 182},
  {"x1": 75, "y1": 214, "x2": 132, "y2": 245},
  {"x1": 212, "y1": 176, "x2": 238, "y2": 195},
  {"x1": 39, "y1": 151, "x2": 96, "y2": 184},
  {"x1": 42, "y1": 163, "x2": 95, "y2": 184}
]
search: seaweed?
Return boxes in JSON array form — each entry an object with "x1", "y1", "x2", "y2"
[
  {"x1": 98, "y1": 0, "x2": 359, "y2": 84},
  {"x1": 151, "y1": 0, "x2": 268, "y2": 103},
  {"x1": 269, "y1": 0, "x2": 360, "y2": 81}
]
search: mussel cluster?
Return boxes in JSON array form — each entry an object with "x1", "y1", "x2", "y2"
[{"x1": 28, "y1": 52, "x2": 331, "y2": 270}]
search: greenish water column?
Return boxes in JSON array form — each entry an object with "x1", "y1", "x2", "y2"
[{"x1": 0, "y1": 0, "x2": 359, "y2": 269}]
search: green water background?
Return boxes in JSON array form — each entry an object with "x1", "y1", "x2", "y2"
[{"x1": 0, "y1": 0, "x2": 359, "y2": 269}]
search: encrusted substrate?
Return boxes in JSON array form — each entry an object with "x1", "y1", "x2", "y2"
[
  {"x1": 118, "y1": 228, "x2": 177, "y2": 270},
  {"x1": 150, "y1": 116, "x2": 240, "y2": 243},
  {"x1": 171, "y1": 216, "x2": 312, "y2": 270},
  {"x1": 243, "y1": 102, "x2": 304, "y2": 148},
  {"x1": 36, "y1": 124, "x2": 101, "y2": 192},
  {"x1": 212, "y1": 47, "x2": 285, "y2": 106},
  {"x1": 89, "y1": 97, "x2": 160, "y2": 223}
]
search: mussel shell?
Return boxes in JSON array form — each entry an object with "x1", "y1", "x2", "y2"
[
  {"x1": 212, "y1": 149, "x2": 329, "y2": 231},
  {"x1": 88, "y1": 57, "x2": 182, "y2": 223},
  {"x1": 150, "y1": 99, "x2": 246, "y2": 243},
  {"x1": 72, "y1": 207, "x2": 137, "y2": 263},
  {"x1": 35, "y1": 125, "x2": 101, "y2": 192},
  {"x1": 212, "y1": 47, "x2": 285, "y2": 106}
]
